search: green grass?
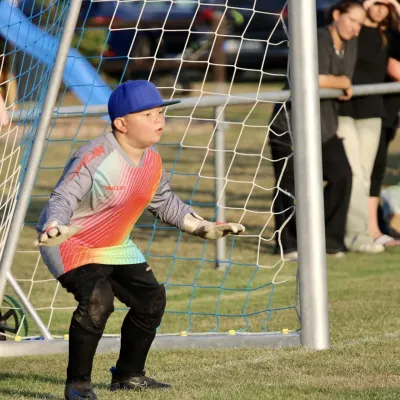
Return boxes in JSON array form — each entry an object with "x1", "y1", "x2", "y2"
[
  {"x1": 1, "y1": 252, "x2": 400, "y2": 399},
  {"x1": 0, "y1": 83, "x2": 399, "y2": 398}
]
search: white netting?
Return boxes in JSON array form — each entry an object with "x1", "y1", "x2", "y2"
[{"x1": 0, "y1": 0, "x2": 299, "y2": 342}]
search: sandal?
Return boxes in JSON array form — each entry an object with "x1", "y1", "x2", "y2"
[{"x1": 374, "y1": 234, "x2": 400, "y2": 247}]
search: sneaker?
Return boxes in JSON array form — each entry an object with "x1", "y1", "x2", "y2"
[
  {"x1": 326, "y1": 248, "x2": 346, "y2": 258},
  {"x1": 109, "y1": 367, "x2": 171, "y2": 391},
  {"x1": 65, "y1": 382, "x2": 97, "y2": 400},
  {"x1": 283, "y1": 251, "x2": 298, "y2": 260},
  {"x1": 330, "y1": 251, "x2": 345, "y2": 258},
  {"x1": 354, "y1": 242, "x2": 385, "y2": 254}
]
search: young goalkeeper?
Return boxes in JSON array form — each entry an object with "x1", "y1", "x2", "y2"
[{"x1": 35, "y1": 80, "x2": 245, "y2": 400}]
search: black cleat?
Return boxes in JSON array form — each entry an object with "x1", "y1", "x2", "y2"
[
  {"x1": 64, "y1": 382, "x2": 98, "y2": 400},
  {"x1": 109, "y1": 367, "x2": 171, "y2": 391}
]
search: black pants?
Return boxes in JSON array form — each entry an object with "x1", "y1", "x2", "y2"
[
  {"x1": 370, "y1": 125, "x2": 397, "y2": 197},
  {"x1": 58, "y1": 263, "x2": 166, "y2": 383},
  {"x1": 270, "y1": 133, "x2": 352, "y2": 253}
]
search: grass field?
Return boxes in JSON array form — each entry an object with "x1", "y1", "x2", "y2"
[{"x1": 0, "y1": 82, "x2": 399, "y2": 399}]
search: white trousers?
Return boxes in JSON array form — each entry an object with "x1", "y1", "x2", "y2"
[{"x1": 336, "y1": 117, "x2": 382, "y2": 248}]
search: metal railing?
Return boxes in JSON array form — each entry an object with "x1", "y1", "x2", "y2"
[{"x1": 10, "y1": 81, "x2": 400, "y2": 122}]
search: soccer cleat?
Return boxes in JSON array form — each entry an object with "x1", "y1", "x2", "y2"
[
  {"x1": 64, "y1": 382, "x2": 98, "y2": 400},
  {"x1": 109, "y1": 366, "x2": 171, "y2": 391}
]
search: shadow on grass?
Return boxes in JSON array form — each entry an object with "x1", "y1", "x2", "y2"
[
  {"x1": 0, "y1": 372, "x2": 127, "y2": 399},
  {"x1": 0, "y1": 388, "x2": 59, "y2": 399},
  {"x1": 0, "y1": 372, "x2": 62, "y2": 399},
  {"x1": 0, "y1": 371, "x2": 64, "y2": 385}
]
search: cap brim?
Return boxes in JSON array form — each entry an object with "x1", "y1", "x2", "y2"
[{"x1": 161, "y1": 100, "x2": 181, "y2": 107}]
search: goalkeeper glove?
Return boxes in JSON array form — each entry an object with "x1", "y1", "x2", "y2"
[
  {"x1": 183, "y1": 213, "x2": 245, "y2": 240},
  {"x1": 35, "y1": 221, "x2": 82, "y2": 247}
]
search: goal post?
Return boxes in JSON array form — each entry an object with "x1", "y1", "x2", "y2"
[
  {"x1": 0, "y1": 0, "x2": 85, "y2": 337},
  {"x1": 288, "y1": 0, "x2": 329, "y2": 349},
  {"x1": 0, "y1": 0, "x2": 331, "y2": 355}
]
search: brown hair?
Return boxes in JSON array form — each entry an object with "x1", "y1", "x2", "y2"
[
  {"x1": 372, "y1": 2, "x2": 400, "y2": 47},
  {"x1": 327, "y1": 0, "x2": 364, "y2": 23}
]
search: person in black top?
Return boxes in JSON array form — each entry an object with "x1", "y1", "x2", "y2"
[
  {"x1": 269, "y1": 0, "x2": 366, "y2": 258},
  {"x1": 370, "y1": 27, "x2": 400, "y2": 240},
  {"x1": 337, "y1": 0, "x2": 400, "y2": 251}
]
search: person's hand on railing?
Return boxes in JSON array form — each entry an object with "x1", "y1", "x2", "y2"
[{"x1": 339, "y1": 86, "x2": 354, "y2": 101}]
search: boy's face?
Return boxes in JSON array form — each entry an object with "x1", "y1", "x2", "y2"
[{"x1": 113, "y1": 106, "x2": 166, "y2": 148}]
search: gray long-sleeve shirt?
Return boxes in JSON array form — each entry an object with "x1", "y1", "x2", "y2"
[
  {"x1": 271, "y1": 27, "x2": 358, "y2": 143},
  {"x1": 37, "y1": 132, "x2": 193, "y2": 278}
]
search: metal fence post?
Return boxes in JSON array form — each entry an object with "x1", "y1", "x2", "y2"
[
  {"x1": 212, "y1": 11, "x2": 228, "y2": 270},
  {"x1": 288, "y1": 0, "x2": 330, "y2": 349}
]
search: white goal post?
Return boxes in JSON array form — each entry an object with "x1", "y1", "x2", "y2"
[{"x1": 0, "y1": 0, "x2": 332, "y2": 356}]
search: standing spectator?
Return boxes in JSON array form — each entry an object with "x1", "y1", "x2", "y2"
[
  {"x1": 369, "y1": 26, "x2": 400, "y2": 241},
  {"x1": 269, "y1": 0, "x2": 366, "y2": 258},
  {"x1": 337, "y1": 0, "x2": 400, "y2": 252}
]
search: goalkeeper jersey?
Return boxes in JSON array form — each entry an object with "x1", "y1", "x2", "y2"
[{"x1": 37, "y1": 132, "x2": 193, "y2": 278}]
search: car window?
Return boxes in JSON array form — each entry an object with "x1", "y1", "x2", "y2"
[
  {"x1": 316, "y1": 0, "x2": 340, "y2": 8},
  {"x1": 226, "y1": 0, "x2": 287, "y2": 12}
]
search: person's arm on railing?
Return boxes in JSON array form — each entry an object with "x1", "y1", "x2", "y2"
[
  {"x1": 319, "y1": 75, "x2": 353, "y2": 101},
  {"x1": 318, "y1": 75, "x2": 352, "y2": 90},
  {"x1": 387, "y1": 57, "x2": 400, "y2": 81}
]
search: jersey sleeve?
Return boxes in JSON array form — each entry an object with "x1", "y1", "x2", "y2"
[
  {"x1": 36, "y1": 150, "x2": 96, "y2": 232},
  {"x1": 147, "y1": 171, "x2": 194, "y2": 230}
]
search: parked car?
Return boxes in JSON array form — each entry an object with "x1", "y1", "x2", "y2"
[
  {"x1": 79, "y1": 0, "x2": 218, "y2": 89},
  {"x1": 216, "y1": 0, "x2": 344, "y2": 74},
  {"x1": 84, "y1": 0, "x2": 339, "y2": 83},
  {"x1": 316, "y1": 0, "x2": 344, "y2": 26},
  {"x1": 219, "y1": 0, "x2": 289, "y2": 73},
  {"x1": 18, "y1": 0, "x2": 343, "y2": 88}
]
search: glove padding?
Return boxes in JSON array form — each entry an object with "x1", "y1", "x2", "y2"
[
  {"x1": 183, "y1": 213, "x2": 245, "y2": 240},
  {"x1": 34, "y1": 221, "x2": 82, "y2": 247}
]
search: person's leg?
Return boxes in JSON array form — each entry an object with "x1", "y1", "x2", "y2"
[
  {"x1": 108, "y1": 262, "x2": 170, "y2": 389},
  {"x1": 336, "y1": 117, "x2": 381, "y2": 251},
  {"x1": 369, "y1": 126, "x2": 389, "y2": 238},
  {"x1": 356, "y1": 118, "x2": 382, "y2": 190},
  {"x1": 58, "y1": 264, "x2": 114, "y2": 389},
  {"x1": 369, "y1": 125, "x2": 400, "y2": 242},
  {"x1": 269, "y1": 133, "x2": 297, "y2": 255},
  {"x1": 321, "y1": 135, "x2": 352, "y2": 252}
]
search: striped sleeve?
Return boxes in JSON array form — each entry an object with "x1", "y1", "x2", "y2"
[
  {"x1": 36, "y1": 145, "x2": 104, "y2": 232},
  {"x1": 147, "y1": 171, "x2": 194, "y2": 230}
]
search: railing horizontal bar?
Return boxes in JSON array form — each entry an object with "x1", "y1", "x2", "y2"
[{"x1": 11, "y1": 82, "x2": 400, "y2": 122}]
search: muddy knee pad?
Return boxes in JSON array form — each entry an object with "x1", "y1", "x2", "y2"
[
  {"x1": 73, "y1": 278, "x2": 114, "y2": 335},
  {"x1": 147, "y1": 284, "x2": 166, "y2": 330},
  {"x1": 126, "y1": 284, "x2": 166, "y2": 336}
]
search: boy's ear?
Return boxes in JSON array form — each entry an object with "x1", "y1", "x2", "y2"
[{"x1": 113, "y1": 117, "x2": 127, "y2": 133}]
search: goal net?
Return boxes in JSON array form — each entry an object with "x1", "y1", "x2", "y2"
[{"x1": 0, "y1": 0, "x2": 300, "y2": 344}]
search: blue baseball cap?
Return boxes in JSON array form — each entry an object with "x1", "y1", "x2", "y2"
[{"x1": 108, "y1": 80, "x2": 181, "y2": 121}]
